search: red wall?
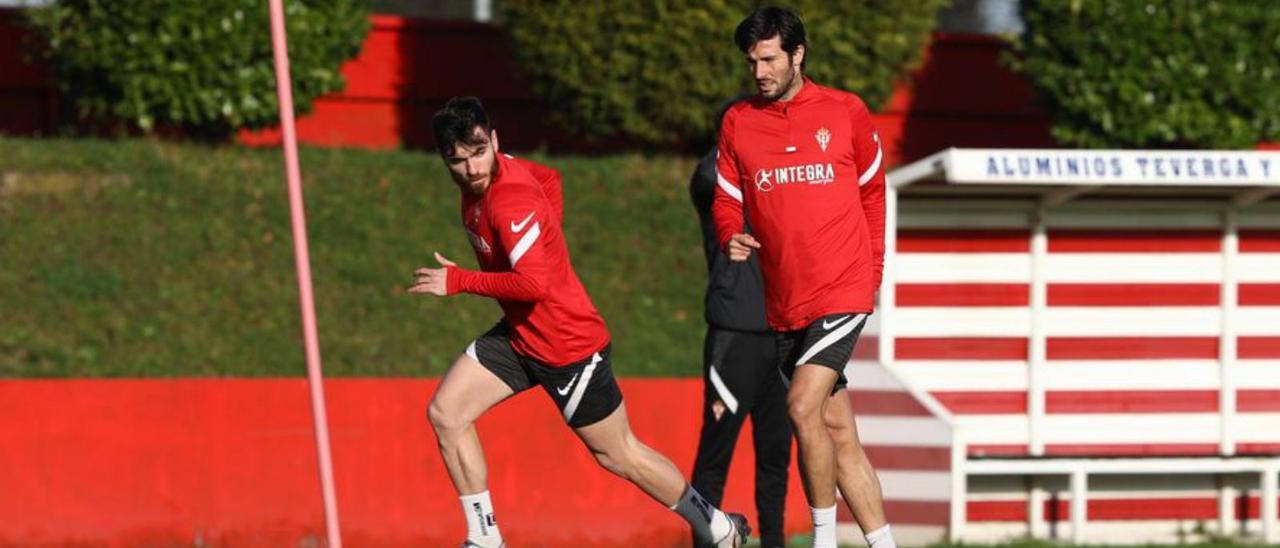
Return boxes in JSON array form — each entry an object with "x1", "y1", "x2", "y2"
[
  {"x1": 875, "y1": 33, "x2": 1056, "y2": 164},
  {"x1": 0, "y1": 379, "x2": 812, "y2": 547},
  {"x1": 236, "y1": 16, "x2": 584, "y2": 152},
  {"x1": 0, "y1": 8, "x2": 57, "y2": 136}
]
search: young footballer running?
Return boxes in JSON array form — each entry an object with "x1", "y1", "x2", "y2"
[{"x1": 412, "y1": 97, "x2": 749, "y2": 548}]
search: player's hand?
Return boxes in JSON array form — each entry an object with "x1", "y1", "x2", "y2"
[
  {"x1": 408, "y1": 252, "x2": 456, "y2": 296},
  {"x1": 726, "y1": 233, "x2": 760, "y2": 262}
]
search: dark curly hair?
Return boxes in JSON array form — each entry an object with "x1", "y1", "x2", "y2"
[
  {"x1": 431, "y1": 96, "x2": 492, "y2": 153},
  {"x1": 734, "y1": 6, "x2": 807, "y2": 67}
]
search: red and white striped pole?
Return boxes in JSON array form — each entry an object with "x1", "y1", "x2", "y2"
[{"x1": 266, "y1": 1, "x2": 343, "y2": 546}]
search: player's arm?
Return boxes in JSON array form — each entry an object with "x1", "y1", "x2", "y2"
[
  {"x1": 445, "y1": 188, "x2": 553, "y2": 301},
  {"x1": 710, "y1": 111, "x2": 760, "y2": 262},
  {"x1": 851, "y1": 98, "x2": 886, "y2": 291}
]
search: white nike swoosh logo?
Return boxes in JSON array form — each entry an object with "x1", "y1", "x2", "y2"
[
  {"x1": 822, "y1": 315, "x2": 852, "y2": 330},
  {"x1": 510, "y1": 211, "x2": 536, "y2": 233},
  {"x1": 556, "y1": 373, "x2": 579, "y2": 396}
]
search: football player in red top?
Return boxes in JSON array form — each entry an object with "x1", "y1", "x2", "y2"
[
  {"x1": 712, "y1": 8, "x2": 898, "y2": 548},
  {"x1": 411, "y1": 97, "x2": 748, "y2": 548}
]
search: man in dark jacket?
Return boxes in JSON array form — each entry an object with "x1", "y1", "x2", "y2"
[{"x1": 689, "y1": 141, "x2": 792, "y2": 548}]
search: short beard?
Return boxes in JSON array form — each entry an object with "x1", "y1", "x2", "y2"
[
  {"x1": 762, "y1": 64, "x2": 800, "y2": 101},
  {"x1": 473, "y1": 152, "x2": 500, "y2": 194}
]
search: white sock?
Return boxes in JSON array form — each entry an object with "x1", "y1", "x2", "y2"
[
  {"x1": 811, "y1": 504, "x2": 838, "y2": 548},
  {"x1": 671, "y1": 485, "x2": 732, "y2": 544},
  {"x1": 865, "y1": 524, "x2": 897, "y2": 548},
  {"x1": 460, "y1": 490, "x2": 502, "y2": 547}
]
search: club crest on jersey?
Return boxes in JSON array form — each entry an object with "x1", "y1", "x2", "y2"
[
  {"x1": 815, "y1": 127, "x2": 831, "y2": 152},
  {"x1": 754, "y1": 163, "x2": 836, "y2": 192}
]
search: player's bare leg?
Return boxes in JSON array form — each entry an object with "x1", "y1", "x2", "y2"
[
  {"x1": 429, "y1": 353, "x2": 515, "y2": 493},
  {"x1": 574, "y1": 401, "x2": 685, "y2": 501},
  {"x1": 575, "y1": 402, "x2": 750, "y2": 547},
  {"x1": 787, "y1": 364, "x2": 841, "y2": 547},
  {"x1": 789, "y1": 365, "x2": 839, "y2": 504},
  {"x1": 824, "y1": 389, "x2": 889, "y2": 531},
  {"x1": 428, "y1": 353, "x2": 516, "y2": 547}
]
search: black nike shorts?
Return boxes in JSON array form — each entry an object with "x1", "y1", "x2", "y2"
[
  {"x1": 466, "y1": 321, "x2": 623, "y2": 428},
  {"x1": 776, "y1": 312, "x2": 870, "y2": 392}
]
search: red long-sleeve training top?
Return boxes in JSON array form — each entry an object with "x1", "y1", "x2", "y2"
[
  {"x1": 446, "y1": 154, "x2": 609, "y2": 365},
  {"x1": 713, "y1": 78, "x2": 886, "y2": 331}
]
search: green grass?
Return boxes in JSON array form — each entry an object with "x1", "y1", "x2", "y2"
[{"x1": 0, "y1": 138, "x2": 706, "y2": 377}]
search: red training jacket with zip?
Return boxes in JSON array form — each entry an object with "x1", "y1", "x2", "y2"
[
  {"x1": 712, "y1": 78, "x2": 886, "y2": 331},
  {"x1": 446, "y1": 154, "x2": 609, "y2": 365}
]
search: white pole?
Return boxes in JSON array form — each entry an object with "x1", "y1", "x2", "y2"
[
  {"x1": 1070, "y1": 470, "x2": 1088, "y2": 544},
  {"x1": 881, "y1": 182, "x2": 897, "y2": 366},
  {"x1": 949, "y1": 433, "x2": 966, "y2": 543},
  {"x1": 1028, "y1": 209, "x2": 1047, "y2": 456},
  {"x1": 1028, "y1": 477, "x2": 1047, "y2": 539},
  {"x1": 1220, "y1": 209, "x2": 1238, "y2": 456},
  {"x1": 267, "y1": 1, "x2": 342, "y2": 546},
  {"x1": 474, "y1": 0, "x2": 492, "y2": 22},
  {"x1": 1217, "y1": 479, "x2": 1236, "y2": 537},
  {"x1": 1263, "y1": 466, "x2": 1279, "y2": 544}
]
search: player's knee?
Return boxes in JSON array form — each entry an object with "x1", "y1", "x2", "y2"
[
  {"x1": 591, "y1": 442, "x2": 642, "y2": 480},
  {"x1": 591, "y1": 451, "x2": 620, "y2": 476},
  {"x1": 787, "y1": 396, "x2": 822, "y2": 427},
  {"x1": 825, "y1": 413, "x2": 851, "y2": 440},
  {"x1": 590, "y1": 448, "x2": 629, "y2": 478},
  {"x1": 427, "y1": 398, "x2": 465, "y2": 436}
]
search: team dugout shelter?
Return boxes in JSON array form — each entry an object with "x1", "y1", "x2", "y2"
[{"x1": 842, "y1": 148, "x2": 1280, "y2": 545}]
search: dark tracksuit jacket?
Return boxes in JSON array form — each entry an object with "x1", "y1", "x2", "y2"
[{"x1": 689, "y1": 147, "x2": 791, "y2": 548}]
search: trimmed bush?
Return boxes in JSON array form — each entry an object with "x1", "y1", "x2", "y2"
[
  {"x1": 1014, "y1": 1, "x2": 1280, "y2": 148},
  {"x1": 501, "y1": 1, "x2": 947, "y2": 149},
  {"x1": 26, "y1": 0, "x2": 369, "y2": 139}
]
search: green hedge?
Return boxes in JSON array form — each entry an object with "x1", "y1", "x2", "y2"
[
  {"x1": 0, "y1": 138, "x2": 705, "y2": 377},
  {"x1": 501, "y1": 1, "x2": 946, "y2": 149},
  {"x1": 26, "y1": 0, "x2": 369, "y2": 139},
  {"x1": 1014, "y1": 1, "x2": 1280, "y2": 148}
]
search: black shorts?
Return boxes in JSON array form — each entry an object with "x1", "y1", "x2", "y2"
[
  {"x1": 776, "y1": 312, "x2": 869, "y2": 392},
  {"x1": 466, "y1": 322, "x2": 623, "y2": 428}
]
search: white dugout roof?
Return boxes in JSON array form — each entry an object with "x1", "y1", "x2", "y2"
[{"x1": 890, "y1": 148, "x2": 1280, "y2": 206}]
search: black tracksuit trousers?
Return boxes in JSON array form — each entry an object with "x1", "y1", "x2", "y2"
[{"x1": 690, "y1": 327, "x2": 792, "y2": 548}]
